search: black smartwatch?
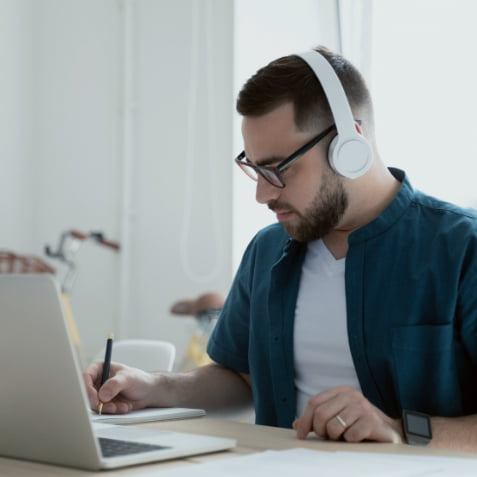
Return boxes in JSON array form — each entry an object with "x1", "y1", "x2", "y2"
[{"x1": 402, "y1": 409, "x2": 432, "y2": 446}]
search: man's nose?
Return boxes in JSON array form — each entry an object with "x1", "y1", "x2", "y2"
[{"x1": 256, "y1": 175, "x2": 280, "y2": 204}]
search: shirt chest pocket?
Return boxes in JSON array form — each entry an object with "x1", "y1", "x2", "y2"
[{"x1": 391, "y1": 323, "x2": 463, "y2": 416}]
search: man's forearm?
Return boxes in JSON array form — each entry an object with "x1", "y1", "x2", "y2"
[
  {"x1": 429, "y1": 414, "x2": 477, "y2": 452},
  {"x1": 151, "y1": 363, "x2": 253, "y2": 411}
]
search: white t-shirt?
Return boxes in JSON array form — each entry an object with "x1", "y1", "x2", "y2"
[{"x1": 294, "y1": 239, "x2": 362, "y2": 417}]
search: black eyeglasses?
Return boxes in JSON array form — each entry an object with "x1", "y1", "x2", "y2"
[{"x1": 234, "y1": 124, "x2": 336, "y2": 188}]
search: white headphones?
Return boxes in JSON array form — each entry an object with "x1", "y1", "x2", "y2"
[{"x1": 296, "y1": 50, "x2": 373, "y2": 179}]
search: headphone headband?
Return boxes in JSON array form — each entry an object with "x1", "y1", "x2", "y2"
[
  {"x1": 295, "y1": 50, "x2": 372, "y2": 179},
  {"x1": 296, "y1": 51, "x2": 356, "y2": 138}
]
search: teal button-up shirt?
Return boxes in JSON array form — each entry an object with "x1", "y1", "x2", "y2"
[{"x1": 208, "y1": 169, "x2": 477, "y2": 427}]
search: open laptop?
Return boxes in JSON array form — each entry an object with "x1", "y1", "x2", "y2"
[{"x1": 0, "y1": 274, "x2": 235, "y2": 470}]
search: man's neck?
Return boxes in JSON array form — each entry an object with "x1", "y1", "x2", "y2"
[
  {"x1": 323, "y1": 165, "x2": 401, "y2": 260},
  {"x1": 322, "y1": 233, "x2": 350, "y2": 260}
]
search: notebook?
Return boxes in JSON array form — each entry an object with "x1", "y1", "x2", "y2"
[
  {"x1": 0, "y1": 274, "x2": 235, "y2": 470},
  {"x1": 91, "y1": 407, "x2": 206, "y2": 424}
]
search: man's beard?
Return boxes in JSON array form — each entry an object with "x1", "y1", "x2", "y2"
[{"x1": 268, "y1": 168, "x2": 348, "y2": 242}]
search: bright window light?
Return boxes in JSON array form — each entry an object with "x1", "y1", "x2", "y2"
[{"x1": 371, "y1": 0, "x2": 477, "y2": 208}]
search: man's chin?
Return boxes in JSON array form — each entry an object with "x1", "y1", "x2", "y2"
[
  {"x1": 281, "y1": 223, "x2": 307, "y2": 242},
  {"x1": 281, "y1": 223, "x2": 330, "y2": 243}
]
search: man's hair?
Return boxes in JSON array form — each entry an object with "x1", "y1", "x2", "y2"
[{"x1": 236, "y1": 46, "x2": 374, "y2": 136}]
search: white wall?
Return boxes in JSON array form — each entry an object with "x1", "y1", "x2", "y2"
[
  {"x1": 125, "y1": 0, "x2": 233, "y2": 361},
  {"x1": 2, "y1": 0, "x2": 234, "y2": 363},
  {"x1": 370, "y1": 0, "x2": 477, "y2": 208},
  {"x1": 29, "y1": 0, "x2": 121, "y2": 361},
  {"x1": 0, "y1": 0, "x2": 34, "y2": 252},
  {"x1": 2, "y1": 0, "x2": 342, "y2": 365}
]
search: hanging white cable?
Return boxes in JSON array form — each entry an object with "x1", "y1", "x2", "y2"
[{"x1": 179, "y1": 0, "x2": 224, "y2": 284}]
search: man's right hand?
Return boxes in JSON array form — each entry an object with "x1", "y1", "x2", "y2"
[
  {"x1": 84, "y1": 361, "x2": 253, "y2": 416},
  {"x1": 83, "y1": 361, "x2": 162, "y2": 414}
]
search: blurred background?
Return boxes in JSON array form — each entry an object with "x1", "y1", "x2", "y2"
[{"x1": 2, "y1": 0, "x2": 477, "y2": 366}]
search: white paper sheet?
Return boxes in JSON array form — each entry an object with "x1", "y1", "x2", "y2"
[{"x1": 134, "y1": 448, "x2": 477, "y2": 477}]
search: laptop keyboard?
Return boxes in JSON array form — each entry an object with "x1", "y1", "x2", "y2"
[{"x1": 99, "y1": 437, "x2": 170, "y2": 457}]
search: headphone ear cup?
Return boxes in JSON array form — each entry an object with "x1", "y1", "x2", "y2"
[
  {"x1": 328, "y1": 134, "x2": 373, "y2": 179},
  {"x1": 328, "y1": 135, "x2": 340, "y2": 174}
]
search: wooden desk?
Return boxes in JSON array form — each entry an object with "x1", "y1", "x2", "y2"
[{"x1": 0, "y1": 417, "x2": 475, "y2": 476}]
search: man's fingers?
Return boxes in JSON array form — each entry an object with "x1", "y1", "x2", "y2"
[
  {"x1": 325, "y1": 411, "x2": 358, "y2": 440},
  {"x1": 99, "y1": 399, "x2": 133, "y2": 415},
  {"x1": 327, "y1": 405, "x2": 403, "y2": 443},
  {"x1": 295, "y1": 388, "x2": 352, "y2": 439},
  {"x1": 98, "y1": 369, "x2": 131, "y2": 403},
  {"x1": 294, "y1": 386, "x2": 402, "y2": 444},
  {"x1": 83, "y1": 361, "x2": 156, "y2": 415},
  {"x1": 82, "y1": 364, "x2": 104, "y2": 408}
]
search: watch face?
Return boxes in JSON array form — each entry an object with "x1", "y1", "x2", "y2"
[
  {"x1": 403, "y1": 410, "x2": 432, "y2": 444},
  {"x1": 406, "y1": 412, "x2": 431, "y2": 438}
]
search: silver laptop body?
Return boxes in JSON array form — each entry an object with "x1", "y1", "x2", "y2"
[{"x1": 0, "y1": 274, "x2": 235, "y2": 470}]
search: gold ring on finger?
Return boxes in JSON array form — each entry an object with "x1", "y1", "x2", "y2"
[{"x1": 335, "y1": 414, "x2": 347, "y2": 429}]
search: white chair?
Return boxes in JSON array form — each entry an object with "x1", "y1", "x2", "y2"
[{"x1": 94, "y1": 339, "x2": 176, "y2": 372}]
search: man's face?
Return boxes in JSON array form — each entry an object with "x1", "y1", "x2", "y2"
[{"x1": 241, "y1": 103, "x2": 348, "y2": 242}]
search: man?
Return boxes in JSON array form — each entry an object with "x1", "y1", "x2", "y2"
[{"x1": 84, "y1": 46, "x2": 477, "y2": 451}]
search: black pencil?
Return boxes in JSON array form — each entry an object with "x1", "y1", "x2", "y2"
[{"x1": 97, "y1": 333, "x2": 114, "y2": 415}]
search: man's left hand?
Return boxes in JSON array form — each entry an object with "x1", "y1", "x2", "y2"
[{"x1": 293, "y1": 385, "x2": 403, "y2": 443}]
